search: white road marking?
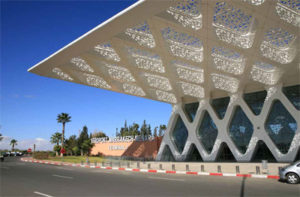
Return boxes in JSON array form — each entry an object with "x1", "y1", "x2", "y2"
[
  {"x1": 148, "y1": 177, "x2": 185, "y2": 182},
  {"x1": 52, "y1": 174, "x2": 73, "y2": 179},
  {"x1": 0, "y1": 166, "x2": 9, "y2": 169},
  {"x1": 33, "y1": 191, "x2": 54, "y2": 197},
  {"x1": 55, "y1": 167, "x2": 74, "y2": 171},
  {"x1": 95, "y1": 170, "x2": 112, "y2": 174}
]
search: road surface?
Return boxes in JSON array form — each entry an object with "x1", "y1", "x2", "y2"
[{"x1": 1, "y1": 157, "x2": 299, "y2": 197}]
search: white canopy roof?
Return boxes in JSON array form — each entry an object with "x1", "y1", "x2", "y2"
[{"x1": 28, "y1": 0, "x2": 300, "y2": 104}]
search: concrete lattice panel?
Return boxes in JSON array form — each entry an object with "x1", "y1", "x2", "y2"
[
  {"x1": 156, "y1": 84, "x2": 300, "y2": 162},
  {"x1": 28, "y1": 0, "x2": 300, "y2": 162}
]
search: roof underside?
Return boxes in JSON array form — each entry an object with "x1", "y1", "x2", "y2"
[{"x1": 28, "y1": 0, "x2": 300, "y2": 104}]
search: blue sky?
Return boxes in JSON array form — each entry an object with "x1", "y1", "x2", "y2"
[{"x1": 1, "y1": 0, "x2": 171, "y2": 149}]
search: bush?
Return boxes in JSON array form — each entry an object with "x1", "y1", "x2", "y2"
[
  {"x1": 48, "y1": 151, "x2": 56, "y2": 157},
  {"x1": 33, "y1": 152, "x2": 49, "y2": 159}
]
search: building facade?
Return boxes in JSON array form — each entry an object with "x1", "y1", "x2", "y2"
[
  {"x1": 28, "y1": 0, "x2": 300, "y2": 162},
  {"x1": 156, "y1": 84, "x2": 300, "y2": 162}
]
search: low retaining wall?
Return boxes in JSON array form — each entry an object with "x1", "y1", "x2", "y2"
[{"x1": 21, "y1": 157, "x2": 282, "y2": 180}]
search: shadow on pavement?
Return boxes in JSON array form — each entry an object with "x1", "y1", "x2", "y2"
[{"x1": 240, "y1": 177, "x2": 246, "y2": 197}]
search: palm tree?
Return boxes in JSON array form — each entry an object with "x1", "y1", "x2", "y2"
[
  {"x1": 50, "y1": 132, "x2": 62, "y2": 146},
  {"x1": 50, "y1": 132, "x2": 62, "y2": 156},
  {"x1": 10, "y1": 139, "x2": 17, "y2": 151},
  {"x1": 159, "y1": 124, "x2": 167, "y2": 137},
  {"x1": 57, "y1": 113, "x2": 71, "y2": 157}
]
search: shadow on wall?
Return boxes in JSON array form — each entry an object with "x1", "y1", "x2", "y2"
[{"x1": 122, "y1": 137, "x2": 163, "y2": 159}]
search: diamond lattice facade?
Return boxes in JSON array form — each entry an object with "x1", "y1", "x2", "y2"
[{"x1": 28, "y1": 0, "x2": 299, "y2": 162}]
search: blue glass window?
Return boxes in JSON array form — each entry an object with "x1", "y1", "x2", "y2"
[
  {"x1": 171, "y1": 116, "x2": 188, "y2": 153},
  {"x1": 184, "y1": 102, "x2": 199, "y2": 122},
  {"x1": 211, "y1": 96, "x2": 230, "y2": 119},
  {"x1": 186, "y1": 144, "x2": 202, "y2": 161},
  {"x1": 217, "y1": 143, "x2": 236, "y2": 162},
  {"x1": 265, "y1": 100, "x2": 297, "y2": 154},
  {"x1": 282, "y1": 85, "x2": 300, "y2": 110},
  {"x1": 243, "y1": 90, "x2": 267, "y2": 115},
  {"x1": 251, "y1": 140, "x2": 276, "y2": 162},
  {"x1": 198, "y1": 111, "x2": 218, "y2": 153},
  {"x1": 229, "y1": 106, "x2": 254, "y2": 154},
  {"x1": 161, "y1": 145, "x2": 175, "y2": 161}
]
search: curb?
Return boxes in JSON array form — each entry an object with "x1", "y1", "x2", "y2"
[{"x1": 21, "y1": 158, "x2": 280, "y2": 180}]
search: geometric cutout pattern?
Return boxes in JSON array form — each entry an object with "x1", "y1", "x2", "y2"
[
  {"x1": 70, "y1": 57, "x2": 94, "y2": 73},
  {"x1": 94, "y1": 43, "x2": 120, "y2": 62},
  {"x1": 210, "y1": 73, "x2": 239, "y2": 93},
  {"x1": 30, "y1": 0, "x2": 300, "y2": 107},
  {"x1": 83, "y1": 73, "x2": 111, "y2": 89},
  {"x1": 213, "y1": 2, "x2": 257, "y2": 48},
  {"x1": 155, "y1": 90, "x2": 177, "y2": 104},
  {"x1": 198, "y1": 111, "x2": 218, "y2": 154},
  {"x1": 265, "y1": 100, "x2": 297, "y2": 154},
  {"x1": 250, "y1": 62, "x2": 282, "y2": 85},
  {"x1": 211, "y1": 46, "x2": 246, "y2": 75},
  {"x1": 125, "y1": 21, "x2": 156, "y2": 48},
  {"x1": 127, "y1": 47, "x2": 165, "y2": 73},
  {"x1": 167, "y1": 0, "x2": 202, "y2": 30},
  {"x1": 260, "y1": 28, "x2": 297, "y2": 64},
  {"x1": 123, "y1": 83, "x2": 146, "y2": 97},
  {"x1": 180, "y1": 82, "x2": 205, "y2": 98},
  {"x1": 52, "y1": 68, "x2": 73, "y2": 81},
  {"x1": 173, "y1": 60, "x2": 204, "y2": 84},
  {"x1": 161, "y1": 27, "x2": 203, "y2": 63},
  {"x1": 276, "y1": 0, "x2": 300, "y2": 27}
]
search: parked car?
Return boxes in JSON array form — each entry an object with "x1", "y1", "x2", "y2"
[
  {"x1": 0, "y1": 153, "x2": 4, "y2": 162},
  {"x1": 2, "y1": 152, "x2": 9, "y2": 157},
  {"x1": 16, "y1": 152, "x2": 23, "y2": 156},
  {"x1": 279, "y1": 161, "x2": 300, "y2": 184}
]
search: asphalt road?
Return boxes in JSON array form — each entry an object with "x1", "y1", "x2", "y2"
[{"x1": 1, "y1": 157, "x2": 299, "y2": 197}]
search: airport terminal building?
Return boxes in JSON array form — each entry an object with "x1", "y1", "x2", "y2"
[{"x1": 28, "y1": 0, "x2": 300, "y2": 162}]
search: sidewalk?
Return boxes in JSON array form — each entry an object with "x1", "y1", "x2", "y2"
[{"x1": 21, "y1": 157, "x2": 286, "y2": 180}]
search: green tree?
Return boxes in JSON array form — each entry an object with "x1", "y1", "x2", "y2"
[
  {"x1": 50, "y1": 132, "x2": 62, "y2": 146},
  {"x1": 132, "y1": 123, "x2": 140, "y2": 138},
  {"x1": 81, "y1": 139, "x2": 93, "y2": 155},
  {"x1": 78, "y1": 126, "x2": 89, "y2": 156},
  {"x1": 146, "y1": 124, "x2": 152, "y2": 140},
  {"x1": 0, "y1": 125, "x2": 3, "y2": 141},
  {"x1": 141, "y1": 120, "x2": 147, "y2": 140},
  {"x1": 159, "y1": 124, "x2": 167, "y2": 137},
  {"x1": 65, "y1": 135, "x2": 77, "y2": 156},
  {"x1": 91, "y1": 130, "x2": 107, "y2": 138},
  {"x1": 10, "y1": 139, "x2": 17, "y2": 151},
  {"x1": 53, "y1": 145, "x2": 61, "y2": 155},
  {"x1": 154, "y1": 127, "x2": 158, "y2": 137},
  {"x1": 57, "y1": 113, "x2": 71, "y2": 157},
  {"x1": 72, "y1": 146, "x2": 80, "y2": 156}
]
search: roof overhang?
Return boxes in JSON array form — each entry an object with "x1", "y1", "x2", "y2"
[{"x1": 28, "y1": 0, "x2": 300, "y2": 104}]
